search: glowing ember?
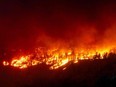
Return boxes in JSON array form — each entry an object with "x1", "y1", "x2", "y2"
[{"x1": 2, "y1": 47, "x2": 116, "y2": 70}]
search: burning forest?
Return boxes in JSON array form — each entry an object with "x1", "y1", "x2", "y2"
[
  {"x1": 0, "y1": 0, "x2": 116, "y2": 87},
  {"x1": 2, "y1": 46, "x2": 116, "y2": 70}
]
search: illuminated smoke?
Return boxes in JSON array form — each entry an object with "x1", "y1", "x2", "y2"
[{"x1": 1, "y1": 1, "x2": 116, "y2": 70}]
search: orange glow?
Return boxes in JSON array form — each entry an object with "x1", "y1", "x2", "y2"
[
  {"x1": 11, "y1": 56, "x2": 31, "y2": 69},
  {"x1": 3, "y1": 61, "x2": 9, "y2": 66},
  {"x1": 2, "y1": 46, "x2": 116, "y2": 70}
]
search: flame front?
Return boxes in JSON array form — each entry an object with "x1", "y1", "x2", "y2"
[{"x1": 3, "y1": 47, "x2": 115, "y2": 70}]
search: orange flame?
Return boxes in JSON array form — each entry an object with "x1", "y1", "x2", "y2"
[
  {"x1": 3, "y1": 61, "x2": 9, "y2": 66},
  {"x1": 2, "y1": 47, "x2": 115, "y2": 70}
]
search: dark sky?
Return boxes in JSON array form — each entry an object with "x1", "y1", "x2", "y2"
[{"x1": 0, "y1": 0, "x2": 116, "y2": 51}]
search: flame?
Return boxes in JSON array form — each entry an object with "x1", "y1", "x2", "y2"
[
  {"x1": 3, "y1": 61, "x2": 9, "y2": 66},
  {"x1": 11, "y1": 56, "x2": 31, "y2": 69},
  {"x1": 2, "y1": 46, "x2": 116, "y2": 70}
]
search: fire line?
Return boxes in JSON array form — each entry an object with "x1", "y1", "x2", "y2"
[{"x1": 2, "y1": 47, "x2": 116, "y2": 70}]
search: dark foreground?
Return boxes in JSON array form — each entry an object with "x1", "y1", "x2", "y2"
[{"x1": 0, "y1": 53, "x2": 116, "y2": 87}]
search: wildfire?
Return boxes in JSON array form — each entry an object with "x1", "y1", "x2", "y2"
[
  {"x1": 2, "y1": 47, "x2": 115, "y2": 70},
  {"x1": 11, "y1": 56, "x2": 31, "y2": 69}
]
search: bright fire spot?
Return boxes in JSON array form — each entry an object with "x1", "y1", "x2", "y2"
[
  {"x1": 3, "y1": 61, "x2": 9, "y2": 66},
  {"x1": 11, "y1": 56, "x2": 31, "y2": 69},
  {"x1": 2, "y1": 47, "x2": 116, "y2": 70}
]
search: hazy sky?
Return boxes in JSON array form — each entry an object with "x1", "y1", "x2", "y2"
[{"x1": 0, "y1": 0, "x2": 116, "y2": 50}]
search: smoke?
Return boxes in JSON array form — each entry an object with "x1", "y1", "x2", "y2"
[{"x1": 0, "y1": 0, "x2": 116, "y2": 52}]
